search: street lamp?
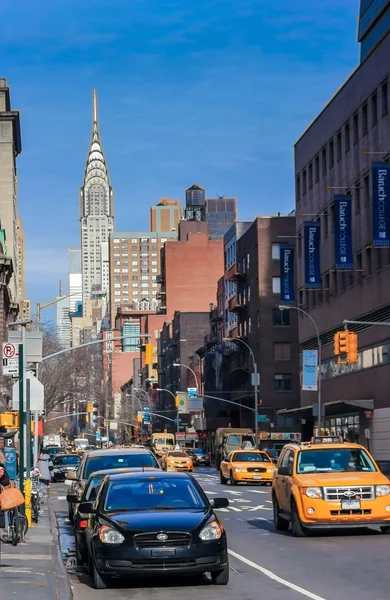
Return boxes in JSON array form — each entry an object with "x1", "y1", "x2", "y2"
[
  {"x1": 157, "y1": 388, "x2": 180, "y2": 432},
  {"x1": 223, "y1": 337, "x2": 259, "y2": 446},
  {"x1": 278, "y1": 304, "x2": 322, "y2": 434},
  {"x1": 172, "y1": 363, "x2": 199, "y2": 390}
]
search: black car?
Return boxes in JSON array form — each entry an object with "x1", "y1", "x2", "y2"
[
  {"x1": 188, "y1": 448, "x2": 211, "y2": 467},
  {"x1": 52, "y1": 453, "x2": 80, "y2": 482},
  {"x1": 66, "y1": 448, "x2": 161, "y2": 522},
  {"x1": 45, "y1": 446, "x2": 64, "y2": 459},
  {"x1": 79, "y1": 471, "x2": 230, "y2": 589},
  {"x1": 67, "y1": 468, "x2": 137, "y2": 564}
]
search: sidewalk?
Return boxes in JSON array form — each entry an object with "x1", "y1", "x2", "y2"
[{"x1": 0, "y1": 497, "x2": 72, "y2": 600}]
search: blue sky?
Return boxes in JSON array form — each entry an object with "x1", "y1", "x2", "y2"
[{"x1": 1, "y1": 0, "x2": 359, "y2": 312}]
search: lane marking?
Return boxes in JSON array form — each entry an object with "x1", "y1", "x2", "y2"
[
  {"x1": 215, "y1": 508, "x2": 229, "y2": 512},
  {"x1": 228, "y1": 550, "x2": 327, "y2": 600},
  {"x1": 266, "y1": 500, "x2": 272, "y2": 504},
  {"x1": 247, "y1": 490, "x2": 269, "y2": 494},
  {"x1": 228, "y1": 506, "x2": 242, "y2": 512},
  {"x1": 57, "y1": 496, "x2": 66, "y2": 500},
  {"x1": 204, "y1": 490, "x2": 217, "y2": 495},
  {"x1": 225, "y1": 490, "x2": 243, "y2": 495},
  {"x1": 249, "y1": 517, "x2": 271, "y2": 521},
  {"x1": 1, "y1": 554, "x2": 51, "y2": 561}
]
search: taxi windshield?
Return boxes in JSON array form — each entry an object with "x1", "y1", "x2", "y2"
[
  {"x1": 169, "y1": 452, "x2": 188, "y2": 458},
  {"x1": 297, "y1": 448, "x2": 376, "y2": 473},
  {"x1": 233, "y1": 452, "x2": 271, "y2": 462}
]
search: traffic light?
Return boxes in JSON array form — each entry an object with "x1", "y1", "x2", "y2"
[
  {"x1": 347, "y1": 331, "x2": 358, "y2": 364},
  {"x1": 137, "y1": 413, "x2": 143, "y2": 423},
  {"x1": 87, "y1": 402, "x2": 93, "y2": 413},
  {"x1": 333, "y1": 332, "x2": 341, "y2": 355},
  {"x1": 145, "y1": 343, "x2": 153, "y2": 365},
  {"x1": 175, "y1": 395, "x2": 180, "y2": 408}
]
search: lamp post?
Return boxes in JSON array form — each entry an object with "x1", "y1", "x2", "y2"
[
  {"x1": 157, "y1": 388, "x2": 180, "y2": 433},
  {"x1": 278, "y1": 304, "x2": 322, "y2": 434},
  {"x1": 172, "y1": 363, "x2": 199, "y2": 391}
]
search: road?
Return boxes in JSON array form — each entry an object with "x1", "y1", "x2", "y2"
[{"x1": 50, "y1": 467, "x2": 390, "y2": 600}]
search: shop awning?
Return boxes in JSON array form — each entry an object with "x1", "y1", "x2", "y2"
[{"x1": 278, "y1": 399, "x2": 374, "y2": 416}]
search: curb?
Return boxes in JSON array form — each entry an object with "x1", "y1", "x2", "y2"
[{"x1": 48, "y1": 496, "x2": 73, "y2": 600}]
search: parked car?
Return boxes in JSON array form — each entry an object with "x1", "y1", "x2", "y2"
[
  {"x1": 52, "y1": 453, "x2": 80, "y2": 482},
  {"x1": 66, "y1": 448, "x2": 161, "y2": 522},
  {"x1": 79, "y1": 471, "x2": 230, "y2": 589}
]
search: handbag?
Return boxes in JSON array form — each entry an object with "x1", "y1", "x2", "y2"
[{"x1": 0, "y1": 484, "x2": 25, "y2": 510}]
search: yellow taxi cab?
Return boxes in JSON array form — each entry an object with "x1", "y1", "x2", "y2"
[
  {"x1": 272, "y1": 435, "x2": 390, "y2": 537},
  {"x1": 161, "y1": 450, "x2": 193, "y2": 472},
  {"x1": 220, "y1": 450, "x2": 277, "y2": 485}
]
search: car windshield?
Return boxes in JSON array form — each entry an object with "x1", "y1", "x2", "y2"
[
  {"x1": 53, "y1": 455, "x2": 80, "y2": 466},
  {"x1": 297, "y1": 449, "x2": 377, "y2": 473},
  {"x1": 46, "y1": 447, "x2": 62, "y2": 454},
  {"x1": 191, "y1": 449, "x2": 204, "y2": 455},
  {"x1": 85, "y1": 454, "x2": 159, "y2": 478},
  {"x1": 104, "y1": 478, "x2": 206, "y2": 511},
  {"x1": 155, "y1": 438, "x2": 174, "y2": 445},
  {"x1": 233, "y1": 452, "x2": 271, "y2": 463},
  {"x1": 169, "y1": 452, "x2": 188, "y2": 458}
]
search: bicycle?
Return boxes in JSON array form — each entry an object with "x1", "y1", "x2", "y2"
[
  {"x1": 31, "y1": 473, "x2": 41, "y2": 523},
  {"x1": 7, "y1": 506, "x2": 20, "y2": 546}
]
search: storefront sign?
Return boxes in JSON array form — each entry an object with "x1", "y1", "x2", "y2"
[
  {"x1": 270, "y1": 433, "x2": 301, "y2": 441},
  {"x1": 304, "y1": 221, "x2": 321, "y2": 288},
  {"x1": 280, "y1": 245, "x2": 295, "y2": 302},
  {"x1": 372, "y1": 163, "x2": 390, "y2": 246},
  {"x1": 334, "y1": 195, "x2": 353, "y2": 268}
]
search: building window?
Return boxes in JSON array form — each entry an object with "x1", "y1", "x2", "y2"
[
  {"x1": 114, "y1": 238, "x2": 120, "y2": 243},
  {"x1": 114, "y1": 291, "x2": 121, "y2": 296},
  {"x1": 132, "y1": 268, "x2": 137, "y2": 273},
  {"x1": 362, "y1": 103, "x2": 368, "y2": 136},
  {"x1": 364, "y1": 174, "x2": 370, "y2": 205},
  {"x1": 372, "y1": 92, "x2": 378, "y2": 126},
  {"x1": 302, "y1": 170, "x2": 307, "y2": 195},
  {"x1": 152, "y1": 283, "x2": 158, "y2": 288},
  {"x1": 355, "y1": 181, "x2": 361, "y2": 213},
  {"x1": 141, "y1": 275, "x2": 149, "y2": 281},
  {"x1": 132, "y1": 253, "x2": 138, "y2": 258},
  {"x1": 161, "y1": 238, "x2": 167, "y2": 243},
  {"x1": 151, "y1": 238, "x2": 157, "y2": 243},
  {"x1": 315, "y1": 155, "x2": 320, "y2": 182},
  {"x1": 353, "y1": 112, "x2": 359, "y2": 144},
  {"x1": 296, "y1": 175, "x2": 300, "y2": 202},
  {"x1": 132, "y1": 275, "x2": 138, "y2": 281},
  {"x1": 122, "y1": 268, "x2": 128, "y2": 273},
  {"x1": 132, "y1": 238, "x2": 137, "y2": 243},
  {"x1": 272, "y1": 243, "x2": 280, "y2": 259},
  {"x1": 366, "y1": 247, "x2": 372, "y2": 276},
  {"x1": 272, "y1": 277, "x2": 281, "y2": 294},
  {"x1": 336, "y1": 130, "x2": 342, "y2": 161},
  {"x1": 345, "y1": 121, "x2": 350, "y2": 153},
  {"x1": 382, "y1": 80, "x2": 388, "y2": 116},
  {"x1": 140, "y1": 245, "x2": 149, "y2": 251},
  {"x1": 274, "y1": 374, "x2": 292, "y2": 392},
  {"x1": 114, "y1": 268, "x2": 120, "y2": 273},
  {"x1": 152, "y1": 268, "x2": 158, "y2": 273},
  {"x1": 321, "y1": 147, "x2": 327, "y2": 176},
  {"x1": 309, "y1": 163, "x2": 313, "y2": 189},
  {"x1": 114, "y1": 253, "x2": 120, "y2": 258},
  {"x1": 274, "y1": 342, "x2": 292, "y2": 361},
  {"x1": 329, "y1": 139, "x2": 334, "y2": 168},
  {"x1": 132, "y1": 261, "x2": 138, "y2": 266}
]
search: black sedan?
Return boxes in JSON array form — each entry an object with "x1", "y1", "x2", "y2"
[
  {"x1": 188, "y1": 448, "x2": 211, "y2": 467},
  {"x1": 52, "y1": 454, "x2": 80, "y2": 482},
  {"x1": 79, "y1": 471, "x2": 230, "y2": 589}
]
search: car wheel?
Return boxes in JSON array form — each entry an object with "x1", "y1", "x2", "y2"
[
  {"x1": 91, "y1": 559, "x2": 109, "y2": 589},
  {"x1": 291, "y1": 500, "x2": 308, "y2": 538},
  {"x1": 272, "y1": 494, "x2": 289, "y2": 531},
  {"x1": 211, "y1": 560, "x2": 229, "y2": 585},
  {"x1": 220, "y1": 470, "x2": 228, "y2": 485},
  {"x1": 230, "y1": 471, "x2": 238, "y2": 486},
  {"x1": 380, "y1": 526, "x2": 390, "y2": 534}
]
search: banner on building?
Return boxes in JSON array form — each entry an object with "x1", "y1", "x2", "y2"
[
  {"x1": 372, "y1": 163, "x2": 390, "y2": 246},
  {"x1": 334, "y1": 195, "x2": 353, "y2": 269},
  {"x1": 280, "y1": 245, "x2": 295, "y2": 303},
  {"x1": 304, "y1": 221, "x2": 321, "y2": 288},
  {"x1": 302, "y1": 349, "x2": 318, "y2": 391},
  {"x1": 176, "y1": 391, "x2": 188, "y2": 414}
]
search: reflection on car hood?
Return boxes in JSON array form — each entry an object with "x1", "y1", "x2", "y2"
[
  {"x1": 106, "y1": 509, "x2": 210, "y2": 532},
  {"x1": 296, "y1": 471, "x2": 388, "y2": 486}
]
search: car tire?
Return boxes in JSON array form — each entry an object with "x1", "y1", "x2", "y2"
[
  {"x1": 272, "y1": 494, "x2": 289, "y2": 531},
  {"x1": 91, "y1": 559, "x2": 109, "y2": 589},
  {"x1": 380, "y1": 526, "x2": 390, "y2": 534},
  {"x1": 220, "y1": 470, "x2": 228, "y2": 485},
  {"x1": 230, "y1": 471, "x2": 238, "y2": 486},
  {"x1": 291, "y1": 500, "x2": 308, "y2": 538},
  {"x1": 211, "y1": 560, "x2": 229, "y2": 585}
]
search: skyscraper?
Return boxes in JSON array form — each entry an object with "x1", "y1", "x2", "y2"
[
  {"x1": 206, "y1": 197, "x2": 237, "y2": 239},
  {"x1": 80, "y1": 90, "x2": 114, "y2": 315},
  {"x1": 68, "y1": 248, "x2": 82, "y2": 313},
  {"x1": 54, "y1": 295, "x2": 71, "y2": 349}
]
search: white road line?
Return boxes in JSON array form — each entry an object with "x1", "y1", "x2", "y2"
[
  {"x1": 215, "y1": 508, "x2": 229, "y2": 512},
  {"x1": 228, "y1": 550, "x2": 327, "y2": 600},
  {"x1": 247, "y1": 490, "x2": 269, "y2": 494},
  {"x1": 228, "y1": 506, "x2": 242, "y2": 512},
  {"x1": 1, "y1": 554, "x2": 52, "y2": 561},
  {"x1": 57, "y1": 496, "x2": 66, "y2": 500},
  {"x1": 204, "y1": 490, "x2": 217, "y2": 495},
  {"x1": 225, "y1": 490, "x2": 243, "y2": 495},
  {"x1": 249, "y1": 517, "x2": 271, "y2": 521}
]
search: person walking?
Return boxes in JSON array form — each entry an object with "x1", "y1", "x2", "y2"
[
  {"x1": 0, "y1": 449, "x2": 11, "y2": 538},
  {"x1": 37, "y1": 451, "x2": 53, "y2": 485}
]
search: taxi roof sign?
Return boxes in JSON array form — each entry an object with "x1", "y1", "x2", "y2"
[{"x1": 311, "y1": 436, "x2": 344, "y2": 444}]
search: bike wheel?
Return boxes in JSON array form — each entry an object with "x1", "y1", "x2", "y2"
[
  {"x1": 33, "y1": 497, "x2": 40, "y2": 523},
  {"x1": 10, "y1": 509, "x2": 19, "y2": 546}
]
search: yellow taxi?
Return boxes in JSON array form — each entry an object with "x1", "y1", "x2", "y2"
[
  {"x1": 220, "y1": 450, "x2": 277, "y2": 485},
  {"x1": 161, "y1": 450, "x2": 193, "y2": 472},
  {"x1": 272, "y1": 436, "x2": 390, "y2": 537}
]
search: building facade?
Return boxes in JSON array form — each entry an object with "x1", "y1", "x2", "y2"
[
  {"x1": 206, "y1": 197, "x2": 237, "y2": 239},
  {"x1": 358, "y1": 0, "x2": 390, "y2": 62},
  {"x1": 80, "y1": 89, "x2": 114, "y2": 315},
  {"x1": 293, "y1": 18, "x2": 390, "y2": 457},
  {"x1": 150, "y1": 198, "x2": 180, "y2": 233},
  {"x1": 54, "y1": 295, "x2": 71, "y2": 349}
]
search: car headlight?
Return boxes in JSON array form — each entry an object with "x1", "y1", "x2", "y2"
[
  {"x1": 199, "y1": 520, "x2": 222, "y2": 541},
  {"x1": 304, "y1": 487, "x2": 322, "y2": 499},
  {"x1": 376, "y1": 485, "x2": 390, "y2": 497},
  {"x1": 234, "y1": 468, "x2": 247, "y2": 473},
  {"x1": 99, "y1": 525, "x2": 125, "y2": 544}
]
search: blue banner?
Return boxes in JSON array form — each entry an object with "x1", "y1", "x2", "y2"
[
  {"x1": 302, "y1": 350, "x2": 318, "y2": 391},
  {"x1": 372, "y1": 163, "x2": 390, "y2": 246},
  {"x1": 280, "y1": 245, "x2": 295, "y2": 303},
  {"x1": 304, "y1": 221, "x2": 321, "y2": 288},
  {"x1": 334, "y1": 195, "x2": 353, "y2": 269}
]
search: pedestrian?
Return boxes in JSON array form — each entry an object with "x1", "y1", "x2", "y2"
[
  {"x1": 0, "y1": 450, "x2": 11, "y2": 535},
  {"x1": 37, "y1": 451, "x2": 53, "y2": 485}
]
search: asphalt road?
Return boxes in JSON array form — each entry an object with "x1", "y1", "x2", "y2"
[{"x1": 50, "y1": 467, "x2": 390, "y2": 600}]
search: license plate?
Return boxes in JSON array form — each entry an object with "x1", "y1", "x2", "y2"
[
  {"x1": 341, "y1": 499, "x2": 360, "y2": 510},
  {"x1": 253, "y1": 475, "x2": 262, "y2": 480}
]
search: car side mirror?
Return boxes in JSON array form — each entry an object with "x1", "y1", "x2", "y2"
[
  {"x1": 78, "y1": 501, "x2": 95, "y2": 514},
  {"x1": 66, "y1": 494, "x2": 80, "y2": 504},
  {"x1": 212, "y1": 497, "x2": 229, "y2": 509},
  {"x1": 65, "y1": 471, "x2": 77, "y2": 481},
  {"x1": 277, "y1": 466, "x2": 291, "y2": 476}
]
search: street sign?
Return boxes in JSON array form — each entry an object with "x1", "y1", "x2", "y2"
[
  {"x1": 96, "y1": 431, "x2": 101, "y2": 441},
  {"x1": 143, "y1": 407, "x2": 151, "y2": 424},
  {"x1": 176, "y1": 391, "x2": 188, "y2": 414},
  {"x1": 2, "y1": 342, "x2": 19, "y2": 376},
  {"x1": 3, "y1": 447, "x2": 17, "y2": 479},
  {"x1": 12, "y1": 371, "x2": 44, "y2": 411},
  {"x1": 251, "y1": 373, "x2": 260, "y2": 386},
  {"x1": 187, "y1": 387, "x2": 197, "y2": 398},
  {"x1": 258, "y1": 415, "x2": 269, "y2": 423},
  {"x1": 8, "y1": 331, "x2": 43, "y2": 363}
]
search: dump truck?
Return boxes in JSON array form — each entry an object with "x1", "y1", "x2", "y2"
[{"x1": 214, "y1": 428, "x2": 256, "y2": 470}]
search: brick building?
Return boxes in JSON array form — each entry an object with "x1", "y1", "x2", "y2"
[{"x1": 289, "y1": 17, "x2": 390, "y2": 457}]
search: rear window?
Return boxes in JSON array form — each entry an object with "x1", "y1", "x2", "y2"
[
  {"x1": 53, "y1": 455, "x2": 80, "y2": 466},
  {"x1": 84, "y1": 453, "x2": 159, "y2": 478}
]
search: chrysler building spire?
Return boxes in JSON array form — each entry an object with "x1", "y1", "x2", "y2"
[{"x1": 79, "y1": 89, "x2": 114, "y2": 315}]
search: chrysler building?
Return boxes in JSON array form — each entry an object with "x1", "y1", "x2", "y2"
[{"x1": 79, "y1": 90, "x2": 114, "y2": 314}]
